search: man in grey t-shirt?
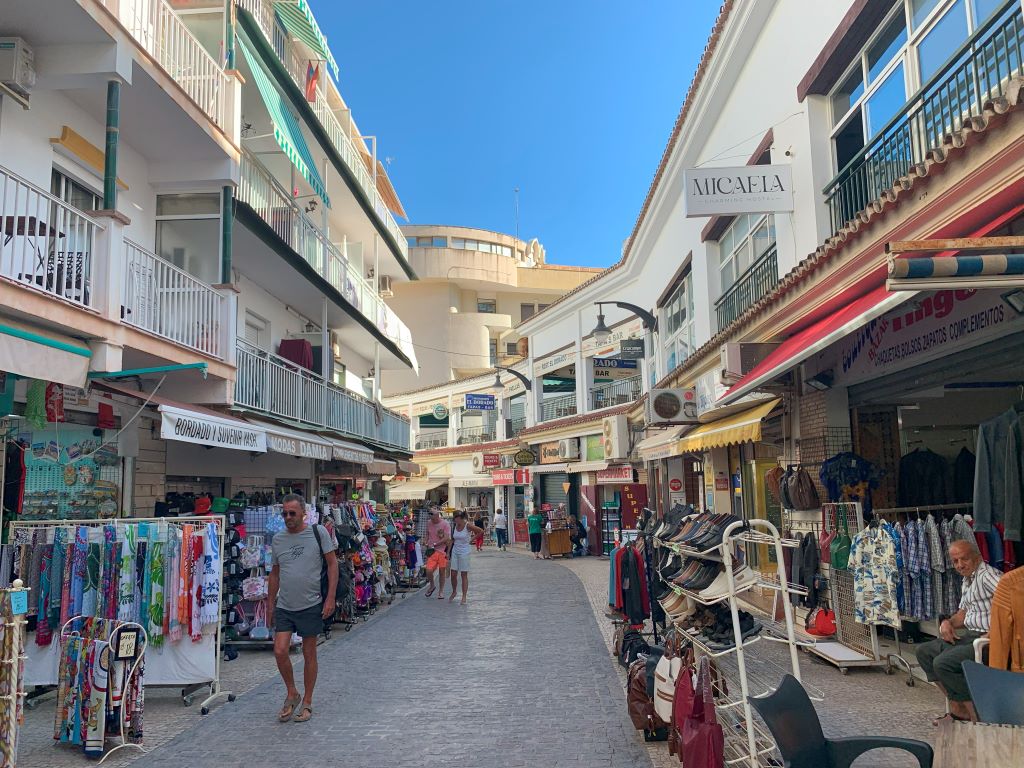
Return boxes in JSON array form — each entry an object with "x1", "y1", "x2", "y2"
[{"x1": 268, "y1": 494, "x2": 337, "y2": 723}]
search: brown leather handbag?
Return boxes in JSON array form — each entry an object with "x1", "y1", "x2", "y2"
[{"x1": 627, "y1": 658, "x2": 668, "y2": 733}]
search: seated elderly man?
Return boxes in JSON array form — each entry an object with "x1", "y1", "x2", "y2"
[{"x1": 918, "y1": 539, "x2": 1002, "y2": 724}]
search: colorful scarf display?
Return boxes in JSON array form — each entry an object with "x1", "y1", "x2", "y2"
[
  {"x1": 165, "y1": 530, "x2": 181, "y2": 642},
  {"x1": 82, "y1": 543, "x2": 101, "y2": 619},
  {"x1": 101, "y1": 527, "x2": 118, "y2": 621},
  {"x1": 177, "y1": 525, "x2": 194, "y2": 642},
  {"x1": 199, "y1": 523, "x2": 221, "y2": 629},
  {"x1": 148, "y1": 535, "x2": 165, "y2": 649},
  {"x1": 48, "y1": 529, "x2": 66, "y2": 629},
  {"x1": 189, "y1": 533, "x2": 203, "y2": 642},
  {"x1": 117, "y1": 527, "x2": 137, "y2": 624},
  {"x1": 36, "y1": 545, "x2": 54, "y2": 646}
]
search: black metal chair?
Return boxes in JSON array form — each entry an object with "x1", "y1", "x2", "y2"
[
  {"x1": 748, "y1": 674, "x2": 933, "y2": 768},
  {"x1": 962, "y1": 660, "x2": 1024, "y2": 726}
]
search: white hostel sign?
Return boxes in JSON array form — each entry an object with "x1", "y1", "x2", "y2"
[{"x1": 160, "y1": 407, "x2": 267, "y2": 452}]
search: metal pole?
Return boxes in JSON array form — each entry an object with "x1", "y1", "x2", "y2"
[
  {"x1": 224, "y1": 0, "x2": 235, "y2": 69},
  {"x1": 103, "y1": 80, "x2": 120, "y2": 209},
  {"x1": 221, "y1": 185, "x2": 233, "y2": 283}
]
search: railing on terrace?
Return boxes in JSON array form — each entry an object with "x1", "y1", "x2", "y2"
[
  {"x1": 825, "y1": 1, "x2": 1024, "y2": 234},
  {"x1": 0, "y1": 165, "x2": 100, "y2": 310},
  {"x1": 234, "y1": 0, "x2": 409, "y2": 262},
  {"x1": 456, "y1": 425, "x2": 496, "y2": 445},
  {"x1": 235, "y1": 340, "x2": 409, "y2": 449},
  {"x1": 539, "y1": 392, "x2": 577, "y2": 422},
  {"x1": 590, "y1": 375, "x2": 642, "y2": 411},
  {"x1": 715, "y1": 246, "x2": 778, "y2": 331},
  {"x1": 103, "y1": 0, "x2": 228, "y2": 132},
  {"x1": 415, "y1": 433, "x2": 449, "y2": 450},
  {"x1": 509, "y1": 416, "x2": 527, "y2": 437},
  {"x1": 237, "y1": 151, "x2": 415, "y2": 362},
  {"x1": 122, "y1": 239, "x2": 223, "y2": 358}
]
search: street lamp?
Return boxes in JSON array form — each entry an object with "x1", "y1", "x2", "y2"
[
  {"x1": 491, "y1": 365, "x2": 532, "y2": 393},
  {"x1": 591, "y1": 301, "x2": 658, "y2": 337}
]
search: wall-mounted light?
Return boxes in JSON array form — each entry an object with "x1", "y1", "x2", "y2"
[
  {"x1": 1002, "y1": 288, "x2": 1024, "y2": 315},
  {"x1": 804, "y1": 370, "x2": 834, "y2": 392}
]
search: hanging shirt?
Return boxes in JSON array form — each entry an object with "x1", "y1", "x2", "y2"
[
  {"x1": 819, "y1": 453, "x2": 882, "y2": 514},
  {"x1": 897, "y1": 449, "x2": 951, "y2": 507},
  {"x1": 847, "y1": 526, "x2": 900, "y2": 629}
]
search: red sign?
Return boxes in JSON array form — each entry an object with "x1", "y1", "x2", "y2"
[
  {"x1": 513, "y1": 519, "x2": 529, "y2": 543},
  {"x1": 483, "y1": 453, "x2": 501, "y2": 469},
  {"x1": 669, "y1": 478, "x2": 683, "y2": 492},
  {"x1": 492, "y1": 468, "x2": 531, "y2": 486},
  {"x1": 620, "y1": 483, "x2": 648, "y2": 530},
  {"x1": 715, "y1": 477, "x2": 730, "y2": 491},
  {"x1": 596, "y1": 465, "x2": 633, "y2": 484}
]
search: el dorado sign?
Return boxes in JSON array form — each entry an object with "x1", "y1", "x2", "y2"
[{"x1": 683, "y1": 164, "x2": 794, "y2": 217}]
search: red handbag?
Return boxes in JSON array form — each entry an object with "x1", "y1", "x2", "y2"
[
  {"x1": 669, "y1": 649, "x2": 696, "y2": 760},
  {"x1": 681, "y1": 657, "x2": 725, "y2": 768}
]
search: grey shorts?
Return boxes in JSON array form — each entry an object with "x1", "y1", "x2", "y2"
[
  {"x1": 449, "y1": 551, "x2": 471, "y2": 572},
  {"x1": 274, "y1": 603, "x2": 323, "y2": 638}
]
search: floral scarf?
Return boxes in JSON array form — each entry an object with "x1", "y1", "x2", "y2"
[
  {"x1": 148, "y1": 533, "x2": 165, "y2": 649},
  {"x1": 117, "y1": 526, "x2": 137, "y2": 624},
  {"x1": 177, "y1": 525, "x2": 194, "y2": 641},
  {"x1": 190, "y1": 533, "x2": 204, "y2": 642},
  {"x1": 59, "y1": 538, "x2": 74, "y2": 629},
  {"x1": 199, "y1": 523, "x2": 221, "y2": 629},
  {"x1": 36, "y1": 544, "x2": 54, "y2": 646},
  {"x1": 48, "y1": 529, "x2": 66, "y2": 629},
  {"x1": 81, "y1": 543, "x2": 101, "y2": 619},
  {"x1": 165, "y1": 529, "x2": 181, "y2": 642}
]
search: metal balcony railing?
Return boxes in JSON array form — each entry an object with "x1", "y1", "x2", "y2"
[
  {"x1": 825, "y1": 1, "x2": 1024, "y2": 234},
  {"x1": 237, "y1": 150, "x2": 416, "y2": 364},
  {"x1": 122, "y1": 239, "x2": 224, "y2": 358},
  {"x1": 715, "y1": 246, "x2": 778, "y2": 331},
  {"x1": 589, "y1": 375, "x2": 642, "y2": 411},
  {"x1": 456, "y1": 425, "x2": 496, "y2": 445},
  {"x1": 235, "y1": 339, "x2": 410, "y2": 449},
  {"x1": 0, "y1": 166, "x2": 101, "y2": 310},
  {"x1": 415, "y1": 433, "x2": 449, "y2": 450},
  {"x1": 539, "y1": 392, "x2": 577, "y2": 422},
  {"x1": 234, "y1": 0, "x2": 409, "y2": 262},
  {"x1": 103, "y1": 0, "x2": 229, "y2": 132}
]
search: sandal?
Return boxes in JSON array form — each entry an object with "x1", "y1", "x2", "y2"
[
  {"x1": 424, "y1": 586, "x2": 435, "y2": 598},
  {"x1": 278, "y1": 695, "x2": 300, "y2": 722},
  {"x1": 932, "y1": 712, "x2": 967, "y2": 726},
  {"x1": 294, "y1": 704, "x2": 313, "y2": 723}
]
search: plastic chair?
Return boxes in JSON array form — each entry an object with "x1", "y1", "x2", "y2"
[
  {"x1": 748, "y1": 674, "x2": 933, "y2": 768},
  {"x1": 962, "y1": 660, "x2": 1024, "y2": 726}
]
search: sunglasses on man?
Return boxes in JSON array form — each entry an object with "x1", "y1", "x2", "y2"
[{"x1": 281, "y1": 509, "x2": 303, "y2": 518}]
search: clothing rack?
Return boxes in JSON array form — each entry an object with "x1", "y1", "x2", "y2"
[
  {"x1": 0, "y1": 582, "x2": 28, "y2": 768},
  {"x1": 8, "y1": 516, "x2": 234, "y2": 714},
  {"x1": 58, "y1": 616, "x2": 148, "y2": 764},
  {"x1": 872, "y1": 502, "x2": 973, "y2": 517}
]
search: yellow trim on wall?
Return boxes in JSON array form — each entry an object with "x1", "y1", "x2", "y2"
[{"x1": 49, "y1": 126, "x2": 129, "y2": 191}]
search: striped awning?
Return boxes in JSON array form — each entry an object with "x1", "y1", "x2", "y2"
[
  {"x1": 888, "y1": 253, "x2": 1024, "y2": 289},
  {"x1": 274, "y1": 0, "x2": 339, "y2": 80},
  {"x1": 237, "y1": 37, "x2": 330, "y2": 207},
  {"x1": 675, "y1": 399, "x2": 780, "y2": 453}
]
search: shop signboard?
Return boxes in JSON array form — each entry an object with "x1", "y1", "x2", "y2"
[
  {"x1": 620, "y1": 483, "x2": 648, "y2": 529},
  {"x1": 432, "y1": 403, "x2": 450, "y2": 420},
  {"x1": 492, "y1": 468, "x2": 532, "y2": 485},
  {"x1": 583, "y1": 317, "x2": 644, "y2": 357},
  {"x1": 537, "y1": 441, "x2": 562, "y2": 464},
  {"x1": 683, "y1": 164, "x2": 794, "y2": 217},
  {"x1": 451, "y1": 476, "x2": 493, "y2": 488},
  {"x1": 669, "y1": 478, "x2": 683, "y2": 492},
  {"x1": 514, "y1": 449, "x2": 536, "y2": 466},
  {"x1": 465, "y1": 393, "x2": 496, "y2": 411},
  {"x1": 715, "y1": 477, "x2": 730, "y2": 491},
  {"x1": 584, "y1": 434, "x2": 604, "y2": 462},
  {"x1": 620, "y1": 339, "x2": 645, "y2": 360},
  {"x1": 593, "y1": 358, "x2": 638, "y2": 370},
  {"x1": 160, "y1": 407, "x2": 266, "y2": 452},
  {"x1": 265, "y1": 432, "x2": 332, "y2": 461},
  {"x1": 483, "y1": 453, "x2": 501, "y2": 469},
  {"x1": 833, "y1": 289, "x2": 1024, "y2": 386},
  {"x1": 533, "y1": 347, "x2": 576, "y2": 376},
  {"x1": 332, "y1": 442, "x2": 375, "y2": 464},
  {"x1": 597, "y1": 465, "x2": 634, "y2": 484}
]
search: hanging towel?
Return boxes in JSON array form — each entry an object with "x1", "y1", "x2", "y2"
[
  {"x1": 190, "y1": 533, "x2": 204, "y2": 641},
  {"x1": 81, "y1": 543, "x2": 101, "y2": 619},
  {"x1": 83, "y1": 641, "x2": 109, "y2": 758},
  {"x1": 135, "y1": 540, "x2": 147, "y2": 628},
  {"x1": 48, "y1": 529, "x2": 66, "y2": 628},
  {"x1": 199, "y1": 523, "x2": 221, "y2": 629},
  {"x1": 26, "y1": 541, "x2": 44, "y2": 617},
  {"x1": 36, "y1": 544, "x2": 54, "y2": 646},
  {"x1": 166, "y1": 529, "x2": 182, "y2": 642},
  {"x1": 177, "y1": 526, "x2": 193, "y2": 642},
  {"x1": 148, "y1": 533, "x2": 165, "y2": 649},
  {"x1": 70, "y1": 527, "x2": 89, "y2": 620},
  {"x1": 101, "y1": 526, "x2": 118, "y2": 620},
  {"x1": 117, "y1": 526, "x2": 137, "y2": 624}
]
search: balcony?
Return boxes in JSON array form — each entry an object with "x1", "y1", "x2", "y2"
[
  {"x1": 590, "y1": 375, "x2": 642, "y2": 411},
  {"x1": 122, "y1": 239, "x2": 225, "y2": 358},
  {"x1": 235, "y1": 339, "x2": 410, "y2": 449},
  {"x1": 415, "y1": 432, "x2": 449, "y2": 450},
  {"x1": 456, "y1": 425, "x2": 496, "y2": 445},
  {"x1": 237, "y1": 150, "x2": 416, "y2": 363},
  {"x1": 101, "y1": 0, "x2": 230, "y2": 133},
  {"x1": 1, "y1": 166, "x2": 100, "y2": 311},
  {"x1": 234, "y1": 0, "x2": 409, "y2": 263},
  {"x1": 825, "y1": 2, "x2": 1024, "y2": 234},
  {"x1": 715, "y1": 246, "x2": 778, "y2": 331},
  {"x1": 539, "y1": 392, "x2": 577, "y2": 422}
]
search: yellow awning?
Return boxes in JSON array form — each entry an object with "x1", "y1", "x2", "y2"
[{"x1": 674, "y1": 399, "x2": 780, "y2": 453}]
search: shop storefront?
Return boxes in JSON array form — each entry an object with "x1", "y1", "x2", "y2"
[{"x1": 449, "y1": 475, "x2": 495, "y2": 515}]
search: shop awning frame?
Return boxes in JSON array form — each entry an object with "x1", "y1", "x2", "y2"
[
  {"x1": 396, "y1": 460, "x2": 420, "y2": 475},
  {"x1": 366, "y1": 459, "x2": 397, "y2": 475},
  {"x1": 566, "y1": 460, "x2": 609, "y2": 473},
  {"x1": 237, "y1": 37, "x2": 331, "y2": 207},
  {"x1": 388, "y1": 477, "x2": 447, "y2": 500},
  {"x1": 245, "y1": 417, "x2": 333, "y2": 460},
  {"x1": 887, "y1": 235, "x2": 1024, "y2": 290},
  {"x1": 273, "y1": 0, "x2": 340, "y2": 80},
  {"x1": 530, "y1": 463, "x2": 569, "y2": 474},
  {"x1": 634, "y1": 426, "x2": 691, "y2": 461},
  {"x1": 449, "y1": 476, "x2": 494, "y2": 488},
  {"x1": 0, "y1": 319, "x2": 91, "y2": 388},
  {"x1": 675, "y1": 399, "x2": 780, "y2": 453}
]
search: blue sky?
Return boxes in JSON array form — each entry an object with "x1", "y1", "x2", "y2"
[{"x1": 315, "y1": 1, "x2": 721, "y2": 269}]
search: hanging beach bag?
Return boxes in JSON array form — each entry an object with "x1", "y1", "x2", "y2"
[
  {"x1": 654, "y1": 654, "x2": 682, "y2": 723},
  {"x1": 681, "y1": 657, "x2": 725, "y2": 767},
  {"x1": 242, "y1": 573, "x2": 269, "y2": 601},
  {"x1": 829, "y1": 506, "x2": 852, "y2": 570},
  {"x1": 249, "y1": 600, "x2": 272, "y2": 641},
  {"x1": 239, "y1": 537, "x2": 262, "y2": 569}
]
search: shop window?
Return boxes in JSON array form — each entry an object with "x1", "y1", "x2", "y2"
[
  {"x1": 155, "y1": 193, "x2": 221, "y2": 285},
  {"x1": 661, "y1": 271, "x2": 695, "y2": 371},
  {"x1": 506, "y1": 342, "x2": 519, "y2": 356},
  {"x1": 489, "y1": 339, "x2": 498, "y2": 366}
]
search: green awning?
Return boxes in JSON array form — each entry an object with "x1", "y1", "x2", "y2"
[
  {"x1": 273, "y1": 0, "x2": 339, "y2": 81},
  {"x1": 238, "y1": 37, "x2": 330, "y2": 207}
]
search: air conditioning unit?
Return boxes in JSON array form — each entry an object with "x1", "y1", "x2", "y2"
[
  {"x1": 720, "y1": 342, "x2": 779, "y2": 381},
  {"x1": 558, "y1": 438, "x2": 580, "y2": 460},
  {"x1": 471, "y1": 452, "x2": 486, "y2": 473},
  {"x1": 649, "y1": 388, "x2": 698, "y2": 425},
  {"x1": 378, "y1": 275, "x2": 394, "y2": 298},
  {"x1": 499, "y1": 454, "x2": 515, "y2": 469},
  {"x1": 602, "y1": 415, "x2": 628, "y2": 460},
  {"x1": 0, "y1": 38, "x2": 35, "y2": 98}
]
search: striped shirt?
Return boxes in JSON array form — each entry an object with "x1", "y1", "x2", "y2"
[{"x1": 959, "y1": 561, "x2": 1002, "y2": 632}]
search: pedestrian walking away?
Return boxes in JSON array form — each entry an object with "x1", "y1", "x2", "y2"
[
  {"x1": 493, "y1": 508, "x2": 508, "y2": 551},
  {"x1": 473, "y1": 510, "x2": 486, "y2": 551},
  {"x1": 423, "y1": 508, "x2": 452, "y2": 598},
  {"x1": 448, "y1": 511, "x2": 484, "y2": 604},
  {"x1": 527, "y1": 508, "x2": 546, "y2": 558},
  {"x1": 268, "y1": 493, "x2": 338, "y2": 724}
]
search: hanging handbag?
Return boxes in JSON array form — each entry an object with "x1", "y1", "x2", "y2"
[
  {"x1": 779, "y1": 467, "x2": 796, "y2": 510},
  {"x1": 830, "y1": 506, "x2": 852, "y2": 570},
  {"x1": 242, "y1": 573, "x2": 269, "y2": 601},
  {"x1": 654, "y1": 654, "x2": 682, "y2": 723},
  {"x1": 249, "y1": 600, "x2": 272, "y2": 641},
  {"x1": 764, "y1": 465, "x2": 785, "y2": 505},
  {"x1": 239, "y1": 537, "x2": 262, "y2": 569},
  {"x1": 819, "y1": 509, "x2": 835, "y2": 564},
  {"x1": 789, "y1": 467, "x2": 821, "y2": 511},
  {"x1": 680, "y1": 657, "x2": 725, "y2": 768},
  {"x1": 669, "y1": 648, "x2": 697, "y2": 757}
]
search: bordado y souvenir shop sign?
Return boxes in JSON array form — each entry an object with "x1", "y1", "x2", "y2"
[
  {"x1": 683, "y1": 164, "x2": 794, "y2": 217},
  {"x1": 160, "y1": 407, "x2": 267, "y2": 452}
]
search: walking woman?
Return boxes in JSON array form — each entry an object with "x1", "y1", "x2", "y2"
[
  {"x1": 448, "y1": 511, "x2": 483, "y2": 604},
  {"x1": 473, "y1": 510, "x2": 486, "y2": 551},
  {"x1": 527, "y1": 508, "x2": 546, "y2": 559}
]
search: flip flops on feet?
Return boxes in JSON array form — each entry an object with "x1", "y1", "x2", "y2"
[
  {"x1": 294, "y1": 704, "x2": 313, "y2": 723},
  {"x1": 279, "y1": 695, "x2": 300, "y2": 722}
]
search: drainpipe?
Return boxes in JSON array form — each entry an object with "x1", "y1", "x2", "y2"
[
  {"x1": 103, "y1": 80, "x2": 120, "y2": 210},
  {"x1": 221, "y1": 185, "x2": 233, "y2": 283}
]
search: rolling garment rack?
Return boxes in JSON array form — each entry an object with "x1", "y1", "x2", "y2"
[{"x1": 660, "y1": 515, "x2": 807, "y2": 767}]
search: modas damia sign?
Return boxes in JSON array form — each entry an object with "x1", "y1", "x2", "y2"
[{"x1": 683, "y1": 164, "x2": 794, "y2": 217}]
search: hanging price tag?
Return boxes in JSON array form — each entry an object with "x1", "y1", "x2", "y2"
[{"x1": 10, "y1": 590, "x2": 28, "y2": 616}]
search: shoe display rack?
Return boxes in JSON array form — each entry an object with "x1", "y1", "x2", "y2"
[{"x1": 658, "y1": 515, "x2": 807, "y2": 767}]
